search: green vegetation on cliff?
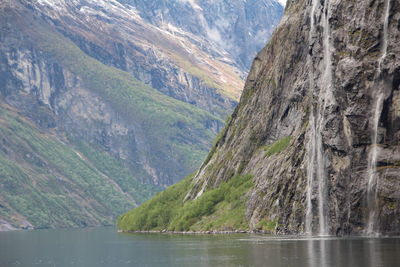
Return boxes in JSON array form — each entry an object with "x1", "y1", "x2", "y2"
[
  {"x1": 18, "y1": 14, "x2": 222, "y2": 178},
  {"x1": 0, "y1": 105, "x2": 159, "y2": 229},
  {"x1": 117, "y1": 174, "x2": 254, "y2": 231},
  {"x1": 263, "y1": 136, "x2": 293, "y2": 157},
  {"x1": 0, "y1": 8, "x2": 225, "y2": 229}
]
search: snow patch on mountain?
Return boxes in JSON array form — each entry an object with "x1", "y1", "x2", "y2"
[{"x1": 277, "y1": 0, "x2": 286, "y2": 6}]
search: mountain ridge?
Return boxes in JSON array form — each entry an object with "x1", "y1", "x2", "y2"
[
  {"x1": 118, "y1": 0, "x2": 400, "y2": 236},
  {"x1": 0, "y1": 0, "x2": 284, "y2": 230}
]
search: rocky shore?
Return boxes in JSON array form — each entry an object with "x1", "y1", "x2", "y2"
[{"x1": 116, "y1": 228, "x2": 297, "y2": 235}]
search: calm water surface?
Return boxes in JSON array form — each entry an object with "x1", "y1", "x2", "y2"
[{"x1": 0, "y1": 227, "x2": 399, "y2": 267}]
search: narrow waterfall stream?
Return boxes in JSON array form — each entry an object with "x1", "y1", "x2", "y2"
[
  {"x1": 317, "y1": 0, "x2": 336, "y2": 237},
  {"x1": 306, "y1": 0, "x2": 334, "y2": 236},
  {"x1": 366, "y1": 0, "x2": 391, "y2": 236},
  {"x1": 306, "y1": 112, "x2": 316, "y2": 234},
  {"x1": 378, "y1": 0, "x2": 391, "y2": 72},
  {"x1": 366, "y1": 93, "x2": 385, "y2": 235},
  {"x1": 305, "y1": 0, "x2": 319, "y2": 235}
]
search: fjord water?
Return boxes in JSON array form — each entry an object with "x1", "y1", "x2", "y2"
[{"x1": 1, "y1": 227, "x2": 400, "y2": 267}]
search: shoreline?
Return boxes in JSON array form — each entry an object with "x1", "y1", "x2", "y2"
[
  {"x1": 117, "y1": 229, "x2": 400, "y2": 238},
  {"x1": 118, "y1": 229, "x2": 273, "y2": 235}
]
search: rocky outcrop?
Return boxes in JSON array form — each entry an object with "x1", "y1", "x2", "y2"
[
  {"x1": 0, "y1": 100, "x2": 160, "y2": 230},
  {"x1": 0, "y1": 0, "x2": 283, "y2": 230},
  {"x1": 183, "y1": 0, "x2": 400, "y2": 236},
  {"x1": 118, "y1": 0, "x2": 284, "y2": 70},
  {"x1": 21, "y1": 0, "x2": 242, "y2": 118},
  {"x1": 0, "y1": 1, "x2": 205, "y2": 229}
]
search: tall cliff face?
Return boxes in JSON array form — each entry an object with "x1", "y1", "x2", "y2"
[
  {"x1": 0, "y1": 101, "x2": 158, "y2": 231},
  {"x1": 0, "y1": 0, "x2": 283, "y2": 230},
  {"x1": 1, "y1": 3, "x2": 218, "y2": 187},
  {"x1": 119, "y1": 0, "x2": 400, "y2": 235},
  {"x1": 188, "y1": 0, "x2": 400, "y2": 235},
  {"x1": 23, "y1": 0, "x2": 244, "y2": 118},
  {"x1": 118, "y1": 0, "x2": 284, "y2": 70}
]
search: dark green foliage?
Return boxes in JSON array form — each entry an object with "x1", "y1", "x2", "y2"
[
  {"x1": 0, "y1": 106, "x2": 160, "y2": 229},
  {"x1": 263, "y1": 136, "x2": 293, "y2": 157},
  {"x1": 21, "y1": 16, "x2": 222, "y2": 177},
  {"x1": 0, "y1": 12, "x2": 228, "y2": 229},
  {"x1": 117, "y1": 174, "x2": 254, "y2": 231},
  {"x1": 117, "y1": 175, "x2": 193, "y2": 231},
  {"x1": 74, "y1": 141, "x2": 159, "y2": 204},
  {"x1": 255, "y1": 219, "x2": 278, "y2": 232}
]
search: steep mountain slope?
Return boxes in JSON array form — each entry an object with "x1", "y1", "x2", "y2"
[
  {"x1": 119, "y1": 0, "x2": 284, "y2": 70},
  {"x1": 1, "y1": 2, "x2": 221, "y2": 186},
  {"x1": 0, "y1": 0, "x2": 283, "y2": 230},
  {"x1": 119, "y1": 0, "x2": 400, "y2": 236},
  {"x1": 0, "y1": 102, "x2": 158, "y2": 231},
  {"x1": 25, "y1": 0, "x2": 238, "y2": 117}
]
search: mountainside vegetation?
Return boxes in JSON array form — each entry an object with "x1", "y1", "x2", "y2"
[
  {"x1": 0, "y1": 0, "x2": 284, "y2": 230},
  {"x1": 118, "y1": 0, "x2": 400, "y2": 236},
  {"x1": 0, "y1": 2, "x2": 220, "y2": 229},
  {"x1": 21, "y1": 12, "x2": 221, "y2": 178},
  {"x1": 117, "y1": 174, "x2": 254, "y2": 232},
  {"x1": 0, "y1": 103, "x2": 159, "y2": 230}
]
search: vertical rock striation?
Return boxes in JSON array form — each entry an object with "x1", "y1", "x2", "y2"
[
  {"x1": 184, "y1": 0, "x2": 400, "y2": 235},
  {"x1": 0, "y1": 0, "x2": 284, "y2": 230},
  {"x1": 118, "y1": 0, "x2": 284, "y2": 70}
]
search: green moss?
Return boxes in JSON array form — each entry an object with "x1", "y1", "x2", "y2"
[
  {"x1": 386, "y1": 202, "x2": 397, "y2": 211},
  {"x1": 262, "y1": 136, "x2": 293, "y2": 157},
  {"x1": 256, "y1": 219, "x2": 278, "y2": 231},
  {"x1": 117, "y1": 174, "x2": 254, "y2": 232},
  {"x1": 337, "y1": 50, "x2": 350, "y2": 57}
]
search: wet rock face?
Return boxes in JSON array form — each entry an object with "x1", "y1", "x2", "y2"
[{"x1": 188, "y1": 0, "x2": 400, "y2": 235}]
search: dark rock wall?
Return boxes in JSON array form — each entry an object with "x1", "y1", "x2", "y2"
[{"x1": 187, "y1": 0, "x2": 400, "y2": 235}]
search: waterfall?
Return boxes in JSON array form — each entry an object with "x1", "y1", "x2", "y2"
[
  {"x1": 305, "y1": 0, "x2": 319, "y2": 235},
  {"x1": 306, "y1": 111, "x2": 316, "y2": 234},
  {"x1": 378, "y1": 0, "x2": 391, "y2": 71},
  {"x1": 366, "y1": 0, "x2": 391, "y2": 236},
  {"x1": 306, "y1": 0, "x2": 333, "y2": 236},
  {"x1": 366, "y1": 93, "x2": 384, "y2": 235},
  {"x1": 317, "y1": 0, "x2": 335, "y2": 237}
]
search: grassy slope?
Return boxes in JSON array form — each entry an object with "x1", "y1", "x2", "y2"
[
  {"x1": 0, "y1": 10, "x2": 227, "y2": 228},
  {"x1": 17, "y1": 14, "x2": 222, "y2": 175},
  {"x1": 117, "y1": 174, "x2": 254, "y2": 232},
  {"x1": 116, "y1": 131, "x2": 295, "y2": 233},
  {"x1": 0, "y1": 105, "x2": 160, "y2": 229}
]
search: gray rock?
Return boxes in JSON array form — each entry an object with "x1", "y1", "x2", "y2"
[{"x1": 188, "y1": 0, "x2": 400, "y2": 236}]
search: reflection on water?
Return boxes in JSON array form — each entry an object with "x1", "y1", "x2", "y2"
[{"x1": 0, "y1": 227, "x2": 399, "y2": 266}]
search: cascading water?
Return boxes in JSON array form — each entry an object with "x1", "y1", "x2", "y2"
[
  {"x1": 366, "y1": 0, "x2": 391, "y2": 236},
  {"x1": 378, "y1": 0, "x2": 391, "y2": 72},
  {"x1": 305, "y1": 0, "x2": 319, "y2": 235},
  {"x1": 305, "y1": 0, "x2": 334, "y2": 236},
  {"x1": 366, "y1": 93, "x2": 384, "y2": 235},
  {"x1": 305, "y1": 112, "x2": 316, "y2": 234}
]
